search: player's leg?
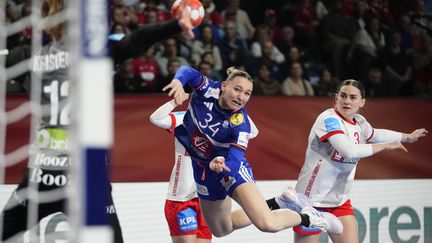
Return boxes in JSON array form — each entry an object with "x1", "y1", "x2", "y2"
[
  {"x1": 294, "y1": 232, "x2": 321, "y2": 243},
  {"x1": 198, "y1": 197, "x2": 233, "y2": 237},
  {"x1": 231, "y1": 182, "x2": 302, "y2": 232},
  {"x1": 196, "y1": 237, "x2": 212, "y2": 243},
  {"x1": 329, "y1": 215, "x2": 359, "y2": 243},
  {"x1": 0, "y1": 192, "x2": 28, "y2": 241},
  {"x1": 172, "y1": 235, "x2": 198, "y2": 243},
  {"x1": 194, "y1": 198, "x2": 212, "y2": 243},
  {"x1": 107, "y1": 184, "x2": 124, "y2": 243}
]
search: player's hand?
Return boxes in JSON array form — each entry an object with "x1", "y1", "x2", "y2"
[
  {"x1": 163, "y1": 79, "x2": 187, "y2": 105},
  {"x1": 386, "y1": 141, "x2": 408, "y2": 152},
  {"x1": 209, "y1": 156, "x2": 230, "y2": 173},
  {"x1": 405, "y1": 128, "x2": 428, "y2": 143},
  {"x1": 176, "y1": 0, "x2": 194, "y2": 39},
  {"x1": 175, "y1": 93, "x2": 190, "y2": 106}
]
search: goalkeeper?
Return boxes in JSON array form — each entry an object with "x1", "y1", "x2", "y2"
[{"x1": 0, "y1": 0, "x2": 195, "y2": 242}]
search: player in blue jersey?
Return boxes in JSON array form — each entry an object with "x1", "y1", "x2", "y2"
[{"x1": 163, "y1": 66, "x2": 343, "y2": 237}]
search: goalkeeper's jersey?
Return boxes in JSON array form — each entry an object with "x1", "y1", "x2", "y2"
[
  {"x1": 29, "y1": 40, "x2": 71, "y2": 172},
  {"x1": 295, "y1": 108, "x2": 374, "y2": 207},
  {"x1": 5, "y1": 19, "x2": 184, "y2": 182}
]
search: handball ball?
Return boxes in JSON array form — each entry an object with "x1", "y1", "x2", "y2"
[{"x1": 171, "y1": 0, "x2": 205, "y2": 27}]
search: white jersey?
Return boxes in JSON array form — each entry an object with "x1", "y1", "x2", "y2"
[
  {"x1": 295, "y1": 108, "x2": 374, "y2": 207},
  {"x1": 166, "y1": 112, "x2": 198, "y2": 202}
]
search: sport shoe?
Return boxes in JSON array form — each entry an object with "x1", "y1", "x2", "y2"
[
  {"x1": 301, "y1": 207, "x2": 343, "y2": 234},
  {"x1": 275, "y1": 187, "x2": 312, "y2": 212}
]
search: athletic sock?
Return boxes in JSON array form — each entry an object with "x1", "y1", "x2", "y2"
[
  {"x1": 298, "y1": 212, "x2": 310, "y2": 227},
  {"x1": 266, "y1": 198, "x2": 280, "y2": 211}
]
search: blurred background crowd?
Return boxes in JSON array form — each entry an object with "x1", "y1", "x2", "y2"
[{"x1": 5, "y1": 0, "x2": 432, "y2": 98}]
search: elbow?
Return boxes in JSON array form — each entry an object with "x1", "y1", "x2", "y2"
[
  {"x1": 149, "y1": 114, "x2": 158, "y2": 126},
  {"x1": 253, "y1": 129, "x2": 259, "y2": 138}
]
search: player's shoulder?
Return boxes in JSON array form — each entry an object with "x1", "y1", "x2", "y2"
[
  {"x1": 316, "y1": 108, "x2": 340, "y2": 122},
  {"x1": 353, "y1": 113, "x2": 370, "y2": 127},
  {"x1": 197, "y1": 77, "x2": 222, "y2": 99},
  {"x1": 313, "y1": 108, "x2": 344, "y2": 133},
  {"x1": 353, "y1": 113, "x2": 368, "y2": 123}
]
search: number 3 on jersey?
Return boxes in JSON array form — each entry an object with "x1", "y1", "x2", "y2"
[
  {"x1": 354, "y1": 132, "x2": 360, "y2": 144},
  {"x1": 198, "y1": 113, "x2": 220, "y2": 137},
  {"x1": 44, "y1": 80, "x2": 70, "y2": 126}
]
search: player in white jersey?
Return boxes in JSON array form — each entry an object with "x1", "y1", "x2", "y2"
[
  {"x1": 292, "y1": 79, "x2": 428, "y2": 243},
  {"x1": 149, "y1": 94, "x2": 259, "y2": 243},
  {"x1": 150, "y1": 96, "x2": 211, "y2": 243}
]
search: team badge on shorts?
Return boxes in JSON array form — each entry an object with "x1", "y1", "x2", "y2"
[
  {"x1": 230, "y1": 113, "x2": 244, "y2": 126},
  {"x1": 177, "y1": 208, "x2": 198, "y2": 232}
]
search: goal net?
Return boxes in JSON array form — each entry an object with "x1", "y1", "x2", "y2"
[{"x1": 0, "y1": 0, "x2": 113, "y2": 242}]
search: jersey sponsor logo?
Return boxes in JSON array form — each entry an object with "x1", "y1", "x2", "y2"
[
  {"x1": 331, "y1": 150, "x2": 359, "y2": 164},
  {"x1": 196, "y1": 183, "x2": 209, "y2": 196},
  {"x1": 203, "y1": 87, "x2": 220, "y2": 99},
  {"x1": 191, "y1": 130, "x2": 212, "y2": 158},
  {"x1": 230, "y1": 113, "x2": 244, "y2": 126},
  {"x1": 305, "y1": 160, "x2": 323, "y2": 197},
  {"x1": 177, "y1": 208, "x2": 198, "y2": 232},
  {"x1": 37, "y1": 129, "x2": 70, "y2": 150},
  {"x1": 220, "y1": 176, "x2": 236, "y2": 191},
  {"x1": 32, "y1": 153, "x2": 70, "y2": 168},
  {"x1": 172, "y1": 154, "x2": 183, "y2": 196},
  {"x1": 324, "y1": 117, "x2": 341, "y2": 133},
  {"x1": 29, "y1": 168, "x2": 69, "y2": 186},
  {"x1": 32, "y1": 51, "x2": 71, "y2": 72},
  {"x1": 237, "y1": 132, "x2": 249, "y2": 148}
]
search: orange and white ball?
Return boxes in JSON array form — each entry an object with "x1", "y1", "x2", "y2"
[{"x1": 171, "y1": 0, "x2": 205, "y2": 27}]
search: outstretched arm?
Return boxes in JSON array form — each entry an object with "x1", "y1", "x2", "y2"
[
  {"x1": 111, "y1": 1, "x2": 194, "y2": 65},
  {"x1": 328, "y1": 133, "x2": 407, "y2": 159},
  {"x1": 369, "y1": 128, "x2": 428, "y2": 144},
  {"x1": 401, "y1": 128, "x2": 428, "y2": 143}
]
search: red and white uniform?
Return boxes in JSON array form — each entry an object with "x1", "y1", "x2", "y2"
[
  {"x1": 295, "y1": 108, "x2": 374, "y2": 207},
  {"x1": 151, "y1": 105, "x2": 211, "y2": 238},
  {"x1": 166, "y1": 112, "x2": 198, "y2": 201}
]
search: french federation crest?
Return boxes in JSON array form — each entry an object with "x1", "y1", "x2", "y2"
[{"x1": 230, "y1": 113, "x2": 244, "y2": 126}]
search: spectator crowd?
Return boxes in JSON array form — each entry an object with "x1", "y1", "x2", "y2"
[{"x1": 5, "y1": 0, "x2": 432, "y2": 98}]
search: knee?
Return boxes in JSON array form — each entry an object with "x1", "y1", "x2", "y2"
[
  {"x1": 208, "y1": 224, "x2": 232, "y2": 238},
  {"x1": 211, "y1": 227, "x2": 231, "y2": 238}
]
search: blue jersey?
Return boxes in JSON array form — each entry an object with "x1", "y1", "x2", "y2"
[{"x1": 174, "y1": 66, "x2": 251, "y2": 175}]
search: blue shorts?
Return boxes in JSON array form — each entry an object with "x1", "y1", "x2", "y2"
[{"x1": 191, "y1": 158, "x2": 255, "y2": 201}]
